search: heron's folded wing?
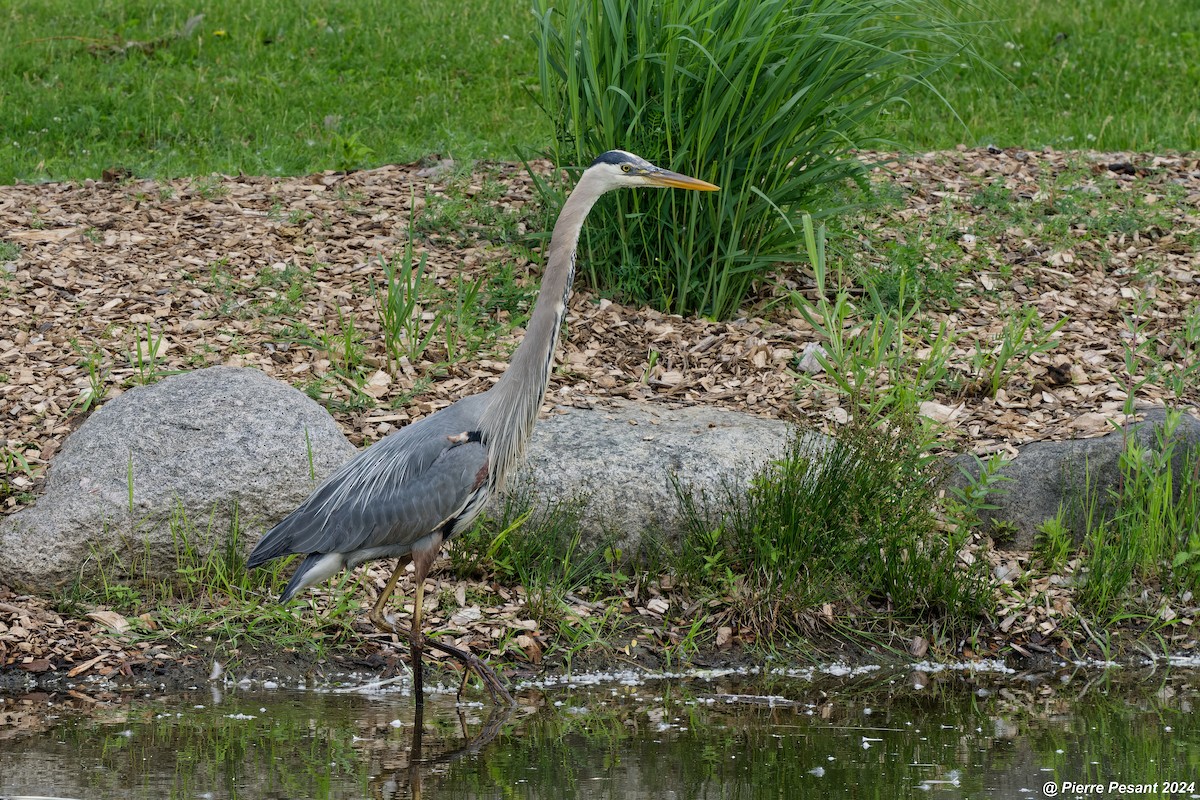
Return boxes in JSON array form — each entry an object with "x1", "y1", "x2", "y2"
[
  {"x1": 248, "y1": 394, "x2": 489, "y2": 565},
  {"x1": 324, "y1": 440, "x2": 488, "y2": 553},
  {"x1": 252, "y1": 435, "x2": 487, "y2": 561}
]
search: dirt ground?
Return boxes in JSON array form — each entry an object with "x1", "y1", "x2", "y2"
[
  {"x1": 2, "y1": 147, "x2": 1197, "y2": 496},
  {"x1": 1, "y1": 147, "x2": 1198, "y2": 687}
]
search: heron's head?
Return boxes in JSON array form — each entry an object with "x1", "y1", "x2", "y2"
[{"x1": 587, "y1": 150, "x2": 719, "y2": 193}]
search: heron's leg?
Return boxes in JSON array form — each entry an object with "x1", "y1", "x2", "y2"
[
  {"x1": 417, "y1": 638, "x2": 515, "y2": 707},
  {"x1": 368, "y1": 556, "x2": 411, "y2": 634},
  {"x1": 410, "y1": 561, "x2": 428, "y2": 704},
  {"x1": 407, "y1": 538, "x2": 442, "y2": 705},
  {"x1": 404, "y1": 533, "x2": 514, "y2": 706}
]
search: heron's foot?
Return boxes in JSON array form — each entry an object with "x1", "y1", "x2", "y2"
[
  {"x1": 368, "y1": 608, "x2": 398, "y2": 635},
  {"x1": 420, "y1": 638, "x2": 515, "y2": 707}
]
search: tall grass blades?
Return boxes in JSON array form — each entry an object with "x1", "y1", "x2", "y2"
[
  {"x1": 447, "y1": 486, "x2": 615, "y2": 625},
  {"x1": 374, "y1": 247, "x2": 442, "y2": 369},
  {"x1": 534, "y1": 0, "x2": 978, "y2": 318},
  {"x1": 678, "y1": 419, "x2": 990, "y2": 638},
  {"x1": 128, "y1": 321, "x2": 167, "y2": 385},
  {"x1": 442, "y1": 273, "x2": 486, "y2": 364},
  {"x1": 1077, "y1": 411, "x2": 1200, "y2": 619}
]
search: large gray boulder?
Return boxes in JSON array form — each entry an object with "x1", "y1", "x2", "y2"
[
  {"x1": 950, "y1": 408, "x2": 1200, "y2": 549},
  {"x1": 2, "y1": 364, "x2": 798, "y2": 591},
  {"x1": 0, "y1": 367, "x2": 357, "y2": 590},
  {"x1": 500, "y1": 401, "x2": 801, "y2": 551}
]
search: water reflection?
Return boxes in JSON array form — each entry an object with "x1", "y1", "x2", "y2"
[
  {"x1": 1, "y1": 665, "x2": 1198, "y2": 800},
  {"x1": 380, "y1": 702, "x2": 513, "y2": 800}
]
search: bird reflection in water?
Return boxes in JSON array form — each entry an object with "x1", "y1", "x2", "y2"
[{"x1": 367, "y1": 700, "x2": 513, "y2": 799}]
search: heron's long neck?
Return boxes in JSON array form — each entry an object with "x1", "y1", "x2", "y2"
[{"x1": 480, "y1": 172, "x2": 608, "y2": 489}]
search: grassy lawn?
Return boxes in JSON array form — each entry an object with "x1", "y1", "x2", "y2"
[
  {"x1": 1, "y1": 0, "x2": 1196, "y2": 184},
  {"x1": 0, "y1": 0, "x2": 548, "y2": 183},
  {"x1": 892, "y1": 0, "x2": 1200, "y2": 151}
]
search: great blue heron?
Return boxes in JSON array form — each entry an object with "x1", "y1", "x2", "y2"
[{"x1": 247, "y1": 150, "x2": 718, "y2": 704}]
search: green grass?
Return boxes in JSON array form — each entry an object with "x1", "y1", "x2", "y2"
[
  {"x1": 54, "y1": 497, "x2": 364, "y2": 661},
  {"x1": 534, "y1": 0, "x2": 978, "y2": 318},
  {"x1": 445, "y1": 487, "x2": 650, "y2": 667},
  {"x1": 447, "y1": 487, "x2": 618, "y2": 618},
  {"x1": 375, "y1": 245, "x2": 441, "y2": 371},
  {"x1": 2, "y1": 1, "x2": 1194, "y2": 186},
  {"x1": 676, "y1": 418, "x2": 993, "y2": 639},
  {"x1": 1074, "y1": 411, "x2": 1200, "y2": 619},
  {"x1": 890, "y1": 0, "x2": 1200, "y2": 151},
  {"x1": 0, "y1": 0, "x2": 547, "y2": 183}
]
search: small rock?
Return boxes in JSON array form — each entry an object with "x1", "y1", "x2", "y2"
[{"x1": 796, "y1": 342, "x2": 827, "y2": 374}]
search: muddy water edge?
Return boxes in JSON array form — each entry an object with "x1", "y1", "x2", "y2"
[{"x1": 2, "y1": 660, "x2": 1199, "y2": 799}]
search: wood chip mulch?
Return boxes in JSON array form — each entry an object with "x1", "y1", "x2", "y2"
[
  {"x1": 3, "y1": 147, "x2": 1198, "y2": 507},
  {"x1": 0, "y1": 585, "x2": 184, "y2": 681},
  {"x1": 1, "y1": 147, "x2": 1198, "y2": 678}
]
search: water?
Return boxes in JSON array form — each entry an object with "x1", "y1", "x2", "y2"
[{"x1": 2, "y1": 663, "x2": 1198, "y2": 799}]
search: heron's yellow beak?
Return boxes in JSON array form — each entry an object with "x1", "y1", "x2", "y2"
[{"x1": 646, "y1": 168, "x2": 720, "y2": 191}]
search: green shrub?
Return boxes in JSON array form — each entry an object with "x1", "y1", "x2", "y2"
[
  {"x1": 1078, "y1": 411, "x2": 1200, "y2": 618},
  {"x1": 534, "y1": 0, "x2": 979, "y2": 318},
  {"x1": 678, "y1": 418, "x2": 991, "y2": 637}
]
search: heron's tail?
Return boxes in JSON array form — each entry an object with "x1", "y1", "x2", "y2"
[
  {"x1": 246, "y1": 523, "x2": 293, "y2": 569},
  {"x1": 278, "y1": 552, "x2": 345, "y2": 602}
]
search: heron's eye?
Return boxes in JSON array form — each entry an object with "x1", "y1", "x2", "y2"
[{"x1": 620, "y1": 163, "x2": 631, "y2": 173}]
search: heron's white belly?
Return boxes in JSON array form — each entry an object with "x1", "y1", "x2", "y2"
[{"x1": 295, "y1": 552, "x2": 346, "y2": 592}]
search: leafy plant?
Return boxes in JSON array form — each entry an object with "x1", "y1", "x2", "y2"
[
  {"x1": 856, "y1": 217, "x2": 968, "y2": 315},
  {"x1": 0, "y1": 444, "x2": 35, "y2": 502},
  {"x1": 1035, "y1": 508, "x2": 1073, "y2": 574},
  {"x1": 677, "y1": 418, "x2": 991, "y2": 638},
  {"x1": 330, "y1": 130, "x2": 375, "y2": 172},
  {"x1": 1172, "y1": 529, "x2": 1200, "y2": 592},
  {"x1": 442, "y1": 273, "x2": 486, "y2": 364},
  {"x1": 1154, "y1": 301, "x2": 1200, "y2": 404},
  {"x1": 534, "y1": 0, "x2": 978, "y2": 318},
  {"x1": 69, "y1": 340, "x2": 109, "y2": 413},
  {"x1": 323, "y1": 308, "x2": 367, "y2": 380},
  {"x1": 944, "y1": 451, "x2": 1013, "y2": 533},
  {"x1": 191, "y1": 175, "x2": 229, "y2": 200},
  {"x1": 128, "y1": 321, "x2": 167, "y2": 385},
  {"x1": 791, "y1": 216, "x2": 955, "y2": 459},
  {"x1": 374, "y1": 246, "x2": 443, "y2": 369},
  {"x1": 967, "y1": 306, "x2": 1066, "y2": 398}
]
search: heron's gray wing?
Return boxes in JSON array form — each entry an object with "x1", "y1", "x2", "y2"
[
  {"x1": 248, "y1": 395, "x2": 488, "y2": 565},
  {"x1": 310, "y1": 439, "x2": 488, "y2": 554}
]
